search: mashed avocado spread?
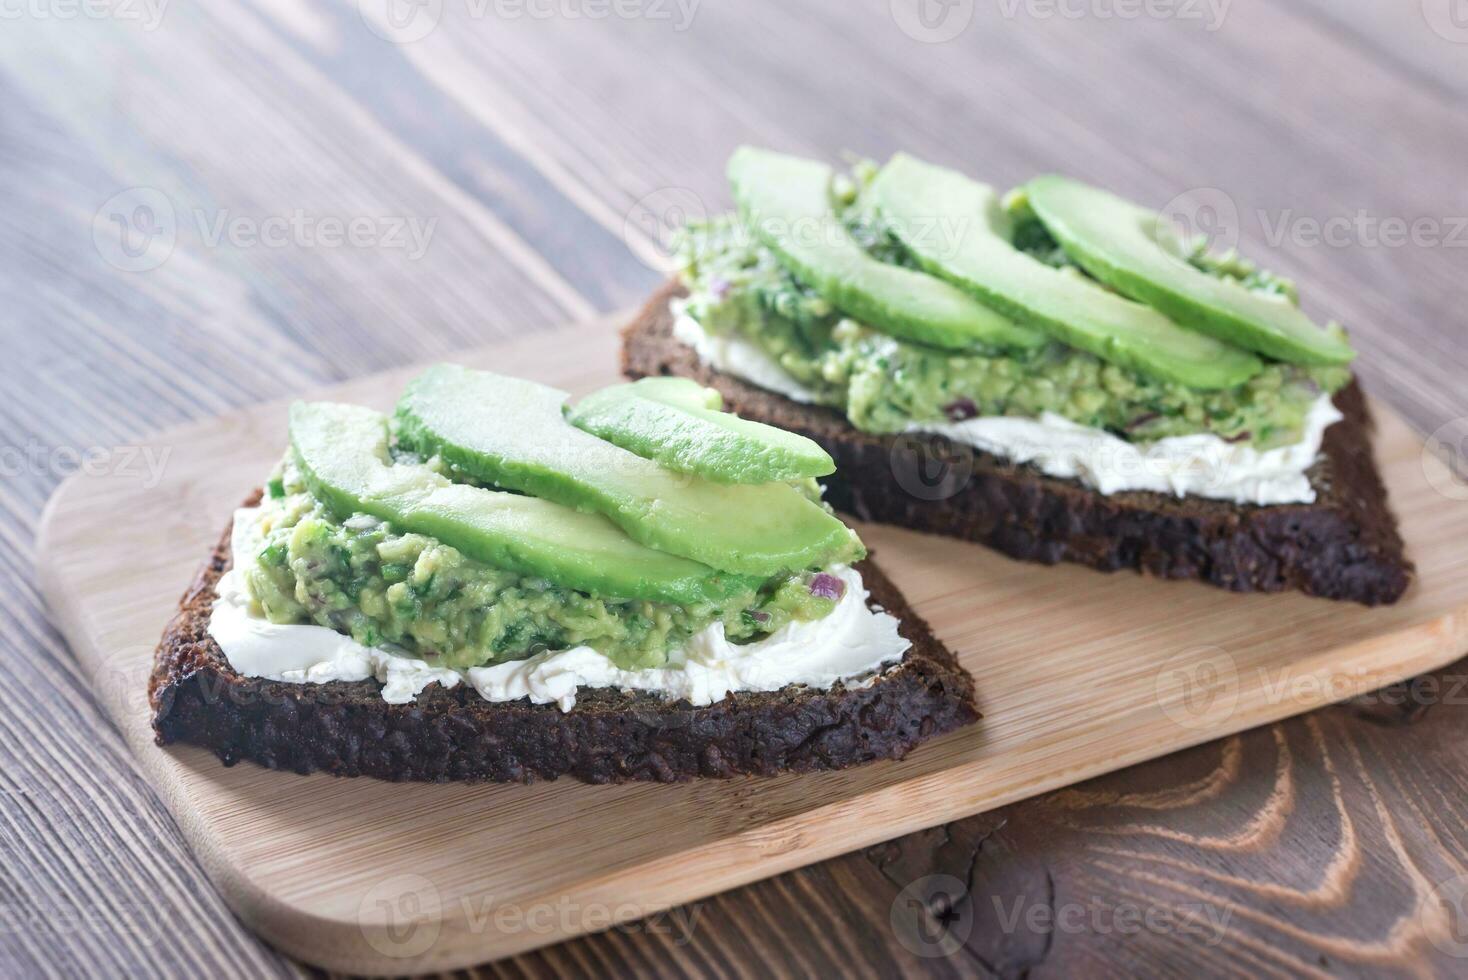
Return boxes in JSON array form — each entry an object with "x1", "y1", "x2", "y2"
[
  {"x1": 677, "y1": 164, "x2": 1349, "y2": 450},
  {"x1": 241, "y1": 460, "x2": 839, "y2": 672}
]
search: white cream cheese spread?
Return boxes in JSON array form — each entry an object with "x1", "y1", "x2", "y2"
[
  {"x1": 465, "y1": 563, "x2": 906, "y2": 711},
  {"x1": 673, "y1": 310, "x2": 823, "y2": 405}
]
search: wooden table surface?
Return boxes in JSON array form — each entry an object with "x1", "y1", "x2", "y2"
[{"x1": 3, "y1": 1, "x2": 1467, "y2": 976}]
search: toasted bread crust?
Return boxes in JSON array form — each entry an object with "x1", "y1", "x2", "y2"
[
  {"x1": 149, "y1": 497, "x2": 978, "y2": 783},
  {"x1": 623, "y1": 281, "x2": 1413, "y2": 605}
]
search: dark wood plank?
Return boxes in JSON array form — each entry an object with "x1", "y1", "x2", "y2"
[
  {"x1": 0, "y1": 0, "x2": 1465, "y2": 976},
  {"x1": 477, "y1": 669, "x2": 1468, "y2": 977},
  {"x1": 1292, "y1": 0, "x2": 1468, "y2": 107}
]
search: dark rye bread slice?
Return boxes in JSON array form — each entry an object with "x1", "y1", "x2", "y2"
[
  {"x1": 623, "y1": 281, "x2": 1413, "y2": 605},
  {"x1": 149, "y1": 498, "x2": 978, "y2": 784}
]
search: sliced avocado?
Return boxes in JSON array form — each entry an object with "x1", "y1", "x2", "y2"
[
  {"x1": 288, "y1": 401, "x2": 757, "y2": 604},
  {"x1": 869, "y1": 154, "x2": 1263, "y2": 390},
  {"x1": 621, "y1": 376, "x2": 724, "y2": 412},
  {"x1": 566, "y1": 378, "x2": 835, "y2": 484},
  {"x1": 395, "y1": 365, "x2": 862, "y2": 577},
  {"x1": 727, "y1": 146, "x2": 1044, "y2": 353},
  {"x1": 1025, "y1": 175, "x2": 1356, "y2": 366}
]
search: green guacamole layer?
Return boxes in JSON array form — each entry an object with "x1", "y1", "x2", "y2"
[
  {"x1": 240, "y1": 462, "x2": 838, "y2": 672},
  {"x1": 676, "y1": 181, "x2": 1348, "y2": 449}
]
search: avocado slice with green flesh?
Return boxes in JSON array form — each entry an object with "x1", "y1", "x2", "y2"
[
  {"x1": 395, "y1": 365, "x2": 862, "y2": 577},
  {"x1": 727, "y1": 146, "x2": 1045, "y2": 353},
  {"x1": 288, "y1": 401, "x2": 758, "y2": 605},
  {"x1": 619, "y1": 376, "x2": 724, "y2": 412},
  {"x1": 869, "y1": 155, "x2": 1264, "y2": 391},
  {"x1": 1025, "y1": 175, "x2": 1355, "y2": 367},
  {"x1": 566, "y1": 378, "x2": 836, "y2": 484}
]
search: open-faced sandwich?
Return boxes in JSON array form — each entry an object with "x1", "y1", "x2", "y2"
[
  {"x1": 624, "y1": 148, "x2": 1412, "y2": 604},
  {"x1": 150, "y1": 365, "x2": 977, "y2": 782}
]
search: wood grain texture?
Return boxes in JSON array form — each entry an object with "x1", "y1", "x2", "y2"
[
  {"x1": 2, "y1": 0, "x2": 1466, "y2": 975},
  {"x1": 36, "y1": 323, "x2": 1468, "y2": 973}
]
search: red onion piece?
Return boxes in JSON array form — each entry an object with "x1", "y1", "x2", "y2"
[
  {"x1": 943, "y1": 397, "x2": 979, "y2": 422},
  {"x1": 809, "y1": 573, "x2": 846, "y2": 601}
]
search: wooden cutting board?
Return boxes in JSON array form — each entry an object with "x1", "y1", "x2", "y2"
[{"x1": 36, "y1": 315, "x2": 1468, "y2": 975}]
